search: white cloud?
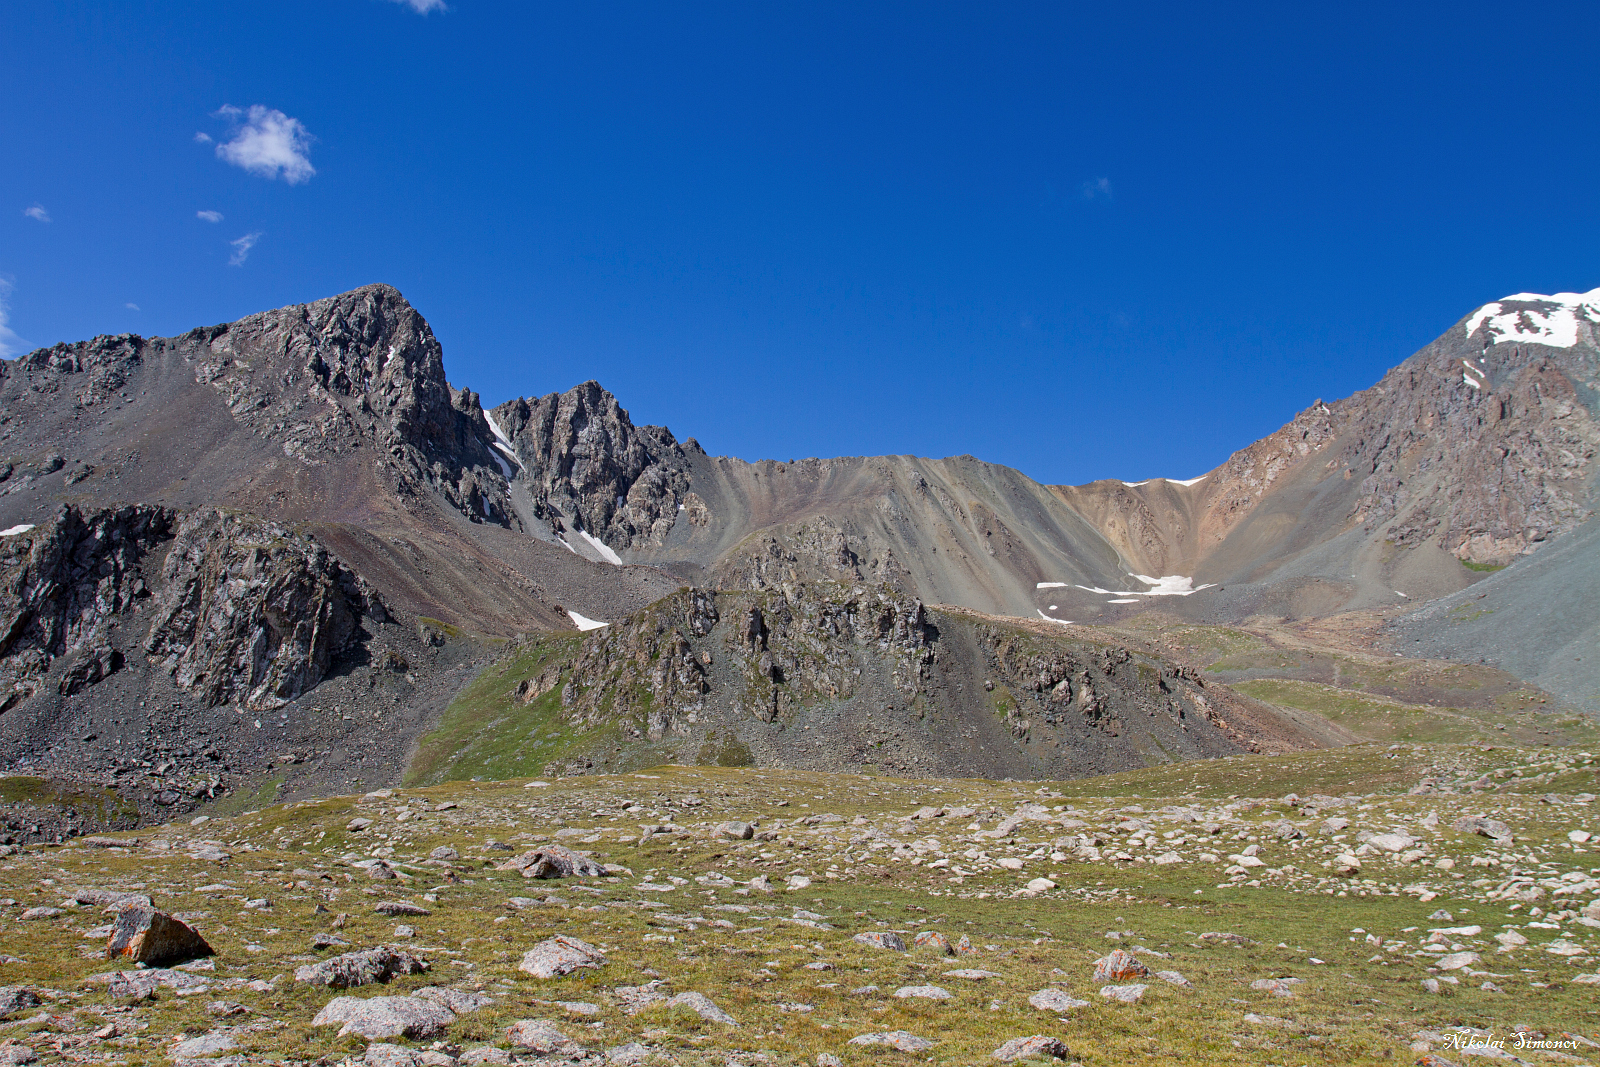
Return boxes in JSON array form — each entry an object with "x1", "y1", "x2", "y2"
[
  {"x1": 213, "y1": 105, "x2": 315, "y2": 184},
  {"x1": 194, "y1": 131, "x2": 213, "y2": 144},
  {"x1": 229, "y1": 231, "x2": 263, "y2": 266},
  {"x1": 23, "y1": 204, "x2": 50, "y2": 223},
  {"x1": 125, "y1": 303, "x2": 140, "y2": 311},
  {"x1": 196, "y1": 210, "x2": 224, "y2": 223},
  {"x1": 0, "y1": 279, "x2": 30, "y2": 358},
  {"x1": 390, "y1": 0, "x2": 448, "y2": 11},
  {"x1": 1080, "y1": 177, "x2": 1113, "y2": 200}
]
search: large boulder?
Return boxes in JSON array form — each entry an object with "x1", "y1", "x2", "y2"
[
  {"x1": 311, "y1": 995, "x2": 455, "y2": 1040},
  {"x1": 294, "y1": 946, "x2": 428, "y2": 989},
  {"x1": 1092, "y1": 949, "x2": 1148, "y2": 984},
  {"x1": 506, "y1": 1020, "x2": 581, "y2": 1054},
  {"x1": 498, "y1": 844, "x2": 604, "y2": 879},
  {"x1": 104, "y1": 907, "x2": 213, "y2": 966},
  {"x1": 852, "y1": 931, "x2": 906, "y2": 952},
  {"x1": 518, "y1": 936, "x2": 606, "y2": 978}
]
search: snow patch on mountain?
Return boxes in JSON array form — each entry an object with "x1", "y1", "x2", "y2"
[
  {"x1": 567, "y1": 610, "x2": 608, "y2": 631},
  {"x1": 1465, "y1": 287, "x2": 1600, "y2": 349},
  {"x1": 578, "y1": 528, "x2": 624, "y2": 566},
  {"x1": 1121, "y1": 475, "x2": 1208, "y2": 488}
]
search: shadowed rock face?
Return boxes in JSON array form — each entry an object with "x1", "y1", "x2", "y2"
[
  {"x1": 142, "y1": 508, "x2": 389, "y2": 710},
  {"x1": 483, "y1": 584, "x2": 1328, "y2": 783}
]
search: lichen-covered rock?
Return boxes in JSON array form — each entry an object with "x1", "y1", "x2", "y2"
[
  {"x1": 993, "y1": 1035, "x2": 1072, "y2": 1062},
  {"x1": 518, "y1": 936, "x2": 606, "y2": 978},
  {"x1": 848, "y1": 1031, "x2": 935, "y2": 1052},
  {"x1": 1453, "y1": 815, "x2": 1513, "y2": 841},
  {"x1": 1092, "y1": 949, "x2": 1148, "y2": 984},
  {"x1": 311, "y1": 995, "x2": 455, "y2": 1040},
  {"x1": 293, "y1": 946, "x2": 427, "y2": 988},
  {"x1": 506, "y1": 1019, "x2": 581, "y2": 1054},
  {"x1": 1027, "y1": 989, "x2": 1088, "y2": 1012},
  {"x1": 1099, "y1": 983, "x2": 1147, "y2": 1003},
  {"x1": 104, "y1": 907, "x2": 213, "y2": 967},
  {"x1": 853, "y1": 931, "x2": 907, "y2": 952},
  {"x1": 496, "y1": 844, "x2": 603, "y2": 879},
  {"x1": 666, "y1": 991, "x2": 736, "y2": 1026}
]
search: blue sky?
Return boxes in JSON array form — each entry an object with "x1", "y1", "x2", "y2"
[{"x1": 4, "y1": 2, "x2": 1598, "y2": 486}]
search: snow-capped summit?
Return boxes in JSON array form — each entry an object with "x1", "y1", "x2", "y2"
[{"x1": 1465, "y1": 286, "x2": 1600, "y2": 349}]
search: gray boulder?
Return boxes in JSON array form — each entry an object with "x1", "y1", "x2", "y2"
[
  {"x1": 993, "y1": 1036, "x2": 1072, "y2": 1062},
  {"x1": 518, "y1": 936, "x2": 607, "y2": 978},
  {"x1": 666, "y1": 991, "x2": 737, "y2": 1025},
  {"x1": 852, "y1": 931, "x2": 907, "y2": 951},
  {"x1": 294, "y1": 946, "x2": 428, "y2": 989},
  {"x1": 311, "y1": 995, "x2": 455, "y2": 1040},
  {"x1": 0, "y1": 987, "x2": 41, "y2": 1018}
]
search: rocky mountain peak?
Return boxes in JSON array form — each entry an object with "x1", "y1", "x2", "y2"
[{"x1": 492, "y1": 380, "x2": 690, "y2": 552}]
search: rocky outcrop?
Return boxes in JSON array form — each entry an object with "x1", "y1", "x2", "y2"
[
  {"x1": 491, "y1": 381, "x2": 691, "y2": 551},
  {"x1": 143, "y1": 509, "x2": 388, "y2": 710},
  {"x1": 0, "y1": 505, "x2": 172, "y2": 710}
]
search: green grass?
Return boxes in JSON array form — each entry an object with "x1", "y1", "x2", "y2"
[
  {"x1": 1459, "y1": 560, "x2": 1508, "y2": 572},
  {"x1": 6, "y1": 753, "x2": 1600, "y2": 1066},
  {"x1": 1231, "y1": 678, "x2": 1600, "y2": 747},
  {"x1": 0, "y1": 774, "x2": 140, "y2": 823},
  {"x1": 403, "y1": 634, "x2": 590, "y2": 786}
]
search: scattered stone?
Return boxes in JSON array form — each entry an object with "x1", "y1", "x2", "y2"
[
  {"x1": 0, "y1": 1046, "x2": 36, "y2": 1065},
  {"x1": 105, "y1": 907, "x2": 213, "y2": 966},
  {"x1": 460, "y1": 1050, "x2": 512, "y2": 1067},
  {"x1": 848, "y1": 1031, "x2": 935, "y2": 1052},
  {"x1": 1099, "y1": 983, "x2": 1147, "y2": 1003},
  {"x1": 893, "y1": 985, "x2": 952, "y2": 1000},
  {"x1": 1435, "y1": 952, "x2": 1479, "y2": 970},
  {"x1": 507, "y1": 1019, "x2": 582, "y2": 1054},
  {"x1": 1243, "y1": 1013, "x2": 1292, "y2": 1028},
  {"x1": 1025, "y1": 878, "x2": 1057, "y2": 892},
  {"x1": 817, "y1": 1055, "x2": 842, "y2": 1067},
  {"x1": 1154, "y1": 970, "x2": 1192, "y2": 988},
  {"x1": 613, "y1": 981, "x2": 668, "y2": 1014},
  {"x1": 17, "y1": 908, "x2": 61, "y2": 921},
  {"x1": 717, "y1": 821, "x2": 755, "y2": 840},
  {"x1": 364, "y1": 1045, "x2": 424, "y2": 1067},
  {"x1": 993, "y1": 1035, "x2": 1071, "y2": 1062},
  {"x1": 499, "y1": 844, "x2": 604, "y2": 879},
  {"x1": 171, "y1": 1033, "x2": 236, "y2": 1059},
  {"x1": 1452, "y1": 816, "x2": 1513, "y2": 842},
  {"x1": 853, "y1": 931, "x2": 907, "y2": 952},
  {"x1": 1027, "y1": 989, "x2": 1089, "y2": 1012},
  {"x1": 913, "y1": 930, "x2": 954, "y2": 954},
  {"x1": 374, "y1": 900, "x2": 430, "y2": 916},
  {"x1": 1093, "y1": 949, "x2": 1148, "y2": 984},
  {"x1": 311, "y1": 995, "x2": 455, "y2": 1040},
  {"x1": 311, "y1": 932, "x2": 350, "y2": 950},
  {"x1": 347, "y1": 818, "x2": 373, "y2": 832},
  {"x1": 606, "y1": 1042, "x2": 653, "y2": 1065},
  {"x1": 429, "y1": 846, "x2": 460, "y2": 860},
  {"x1": 1250, "y1": 978, "x2": 1300, "y2": 997},
  {"x1": 84, "y1": 967, "x2": 210, "y2": 999},
  {"x1": 944, "y1": 969, "x2": 1002, "y2": 979},
  {"x1": 207, "y1": 1001, "x2": 247, "y2": 1018},
  {"x1": 1199, "y1": 932, "x2": 1256, "y2": 946},
  {"x1": 413, "y1": 986, "x2": 494, "y2": 1014},
  {"x1": 294, "y1": 946, "x2": 428, "y2": 988},
  {"x1": 519, "y1": 936, "x2": 607, "y2": 978},
  {"x1": 667, "y1": 991, "x2": 737, "y2": 1025},
  {"x1": 0, "y1": 988, "x2": 41, "y2": 1019}
]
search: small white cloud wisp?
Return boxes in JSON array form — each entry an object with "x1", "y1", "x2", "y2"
[
  {"x1": 23, "y1": 205, "x2": 50, "y2": 223},
  {"x1": 0, "y1": 279, "x2": 30, "y2": 358},
  {"x1": 390, "y1": 0, "x2": 447, "y2": 10},
  {"x1": 124, "y1": 303, "x2": 140, "y2": 311},
  {"x1": 228, "y1": 232, "x2": 263, "y2": 266},
  {"x1": 213, "y1": 105, "x2": 315, "y2": 184},
  {"x1": 1080, "y1": 177, "x2": 1112, "y2": 200},
  {"x1": 196, "y1": 210, "x2": 223, "y2": 223}
]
